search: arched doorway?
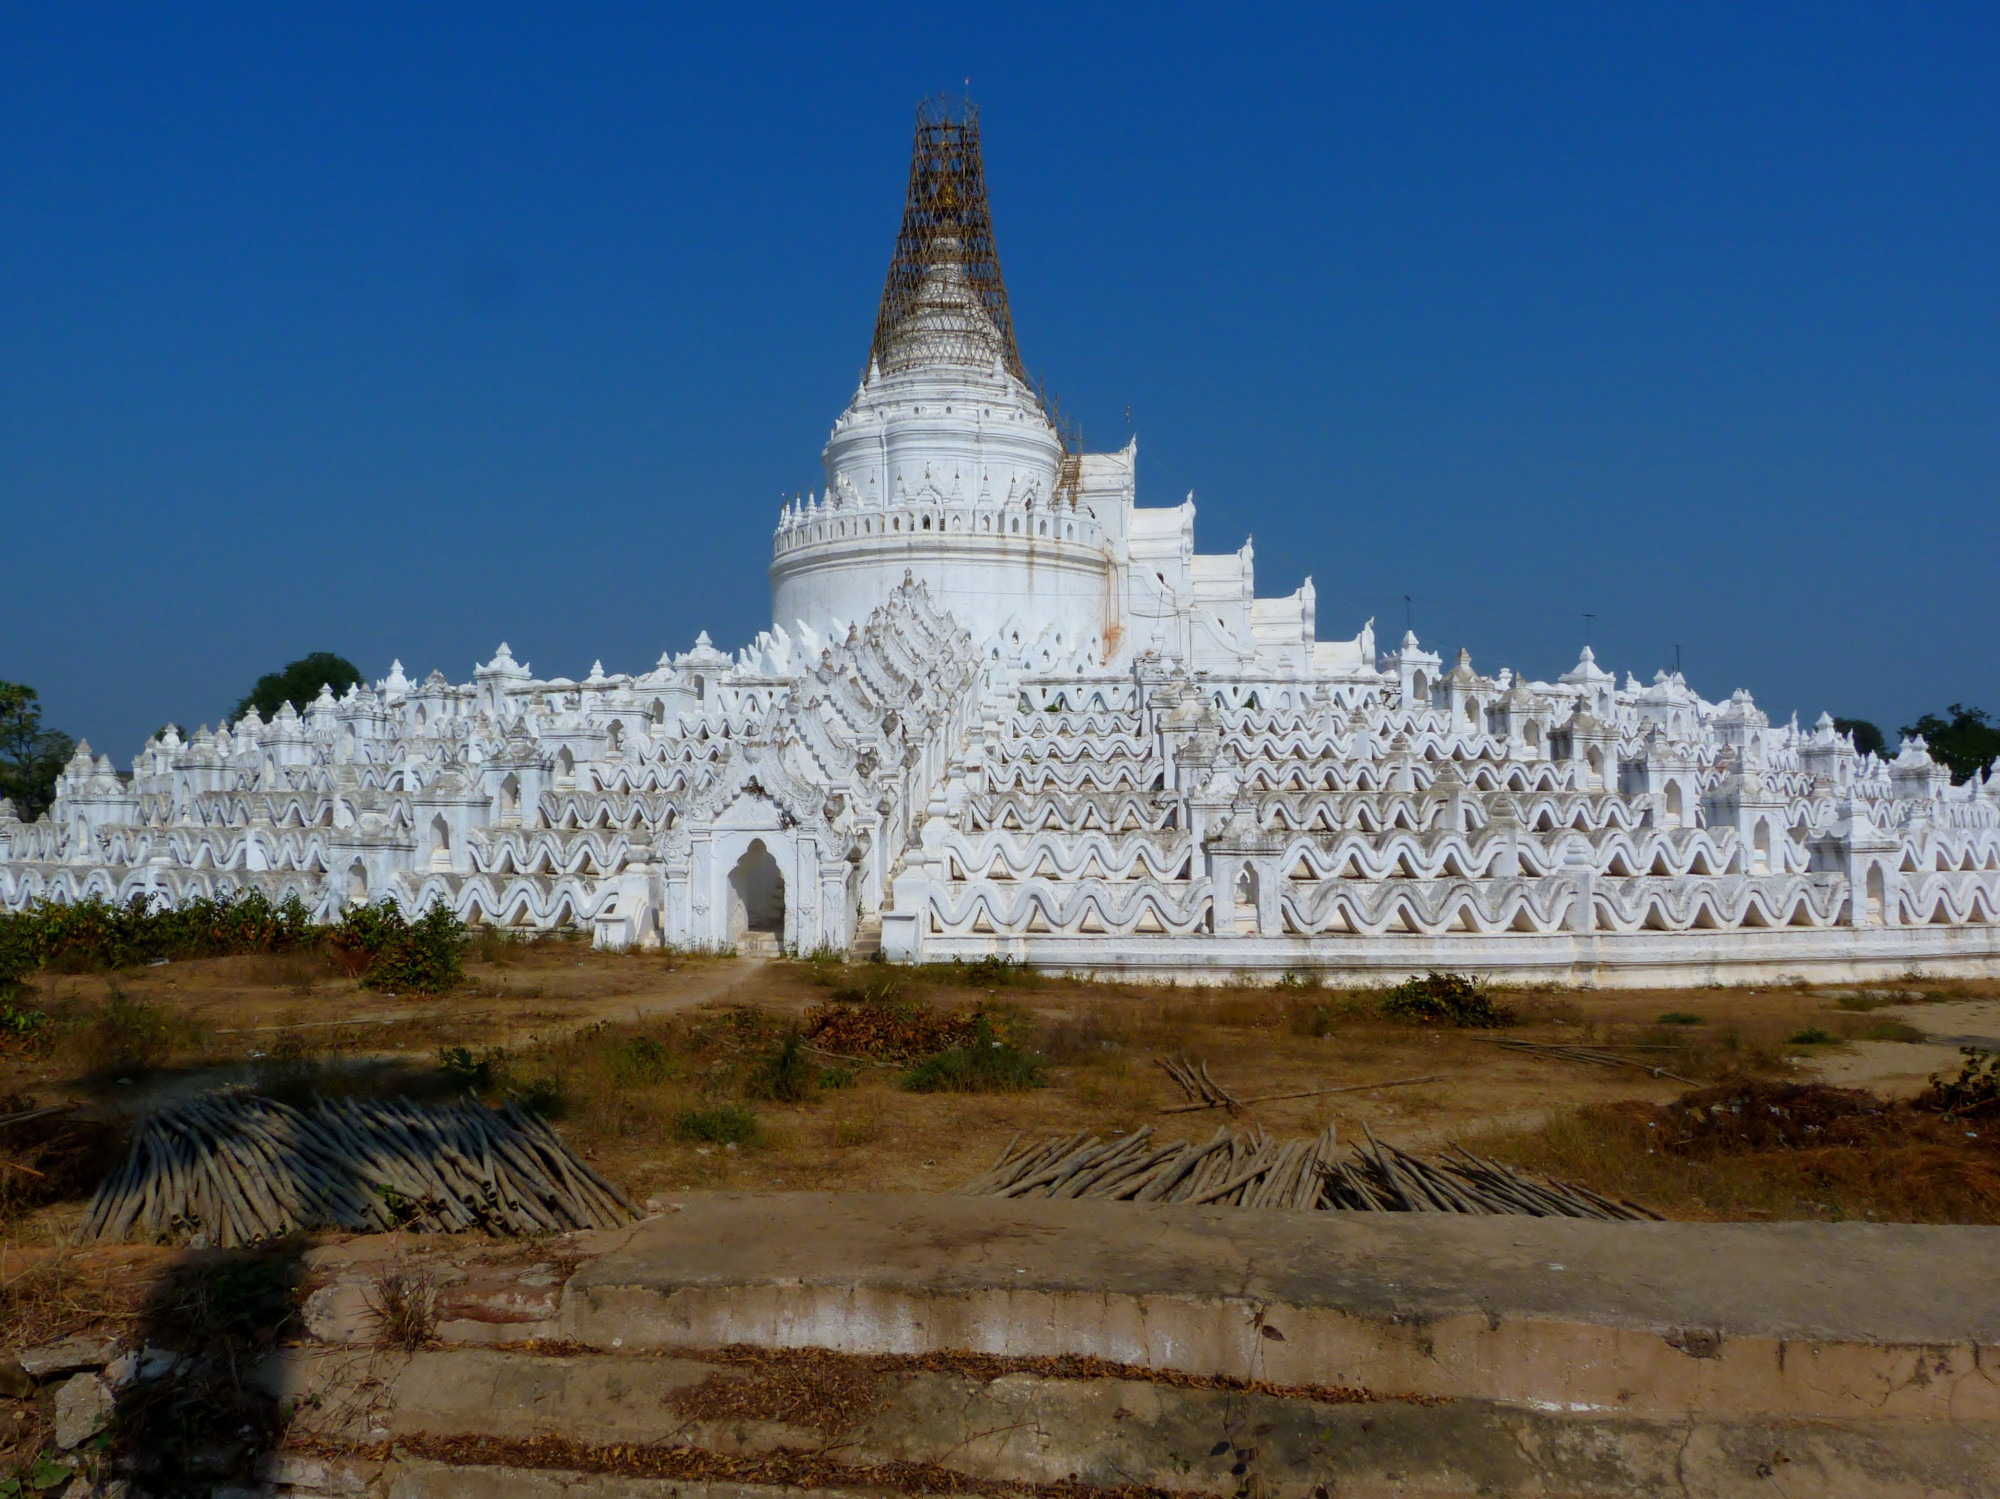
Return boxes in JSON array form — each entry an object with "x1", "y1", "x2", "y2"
[
  {"x1": 1234, "y1": 866, "x2": 1260, "y2": 935},
  {"x1": 727, "y1": 839, "x2": 785, "y2": 945}
]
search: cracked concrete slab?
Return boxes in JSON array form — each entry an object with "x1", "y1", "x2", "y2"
[{"x1": 558, "y1": 1192, "x2": 2000, "y2": 1421}]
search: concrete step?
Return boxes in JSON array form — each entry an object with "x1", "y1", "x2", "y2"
[
  {"x1": 734, "y1": 931, "x2": 782, "y2": 959},
  {"x1": 849, "y1": 914, "x2": 883, "y2": 961},
  {"x1": 258, "y1": 1343, "x2": 2000, "y2": 1499},
  {"x1": 237, "y1": 1193, "x2": 2000, "y2": 1498}
]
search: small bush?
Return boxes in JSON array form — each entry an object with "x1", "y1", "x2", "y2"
[
  {"x1": 604, "y1": 1035, "x2": 676, "y2": 1086},
  {"x1": 1378, "y1": 972, "x2": 1514, "y2": 1028},
  {"x1": 438, "y1": 1045, "x2": 503, "y2": 1091},
  {"x1": 0, "y1": 992, "x2": 49, "y2": 1044},
  {"x1": 1789, "y1": 1028, "x2": 1837, "y2": 1046},
  {"x1": 748, "y1": 1030, "x2": 816, "y2": 1103},
  {"x1": 334, "y1": 901, "x2": 465, "y2": 994},
  {"x1": 915, "y1": 954, "x2": 1037, "y2": 989},
  {"x1": 1658, "y1": 1012, "x2": 1704, "y2": 1026},
  {"x1": 673, "y1": 1103, "x2": 758, "y2": 1145},
  {"x1": 83, "y1": 989, "x2": 187, "y2": 1075},
  {"x1": 817, "y1": 1065, "x2": 856, "y2": 1090},
  {"x1": 517, "y1": 1076, "x2": 568, "y2": 1119},
  {"x1": 829, "y1": 971, "x2": 908, "y2": 1006},
  {"x1": 901, "y1": 1015, "x2": 1045, "y2": 1093},
  {"x1": 0, "y1": 890, "x2": 321, "y2": 982},
  {"x1": 1922, "y1": 1048, "x2": 2000, "y2": 1119}
]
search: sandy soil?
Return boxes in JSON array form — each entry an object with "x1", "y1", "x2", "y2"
[{"x1": 5, "y1": 948, "x2": 1997, "y2": 1228}]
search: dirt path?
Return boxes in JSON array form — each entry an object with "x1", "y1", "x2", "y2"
[
  {"x1": 1803, "y1": 997, "x2": 2000, "y2": 1095},
  {"x1": 493, "y1": 956, "x2": 770, "y2": 1048}
]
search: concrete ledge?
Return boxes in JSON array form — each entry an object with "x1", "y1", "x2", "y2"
[
  {"x1": 926, "y1": 923, "x2": 2000, "y2": 986},
  {"x1": 562, "y1": 1193, "x2": 2000, "y2": 1422}
]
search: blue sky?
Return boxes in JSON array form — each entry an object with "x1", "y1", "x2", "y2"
[{"x1": 4, "y1": 4, "x2": 1996, "y2": 757}]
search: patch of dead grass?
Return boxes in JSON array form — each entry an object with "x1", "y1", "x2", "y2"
[{"x1": 1469, "y1": 1081, "x2": 2000, "y2": 1223}]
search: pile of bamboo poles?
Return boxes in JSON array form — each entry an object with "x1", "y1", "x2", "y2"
[
  {"x1": 79, "y1": 1091, "x2": 636, "y2": 1247},
  {"x1": 958, "y1": 1124, "x2": 1657, "y2": 1220}
]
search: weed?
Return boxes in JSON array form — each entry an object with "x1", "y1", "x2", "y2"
[
  {"x1": 748, "y1": 1030, "x2": 817, "y2": 1103},
  {"x1": 1378, "y1": 972, "x2": 1514, "y2": 1028},
  {"x1": 466, "y1": 927, "x2": 527, "y2": 965},
  {"x1": 0, "y1": 996, "x2": 47, "y2": 1046},
  {"x1": 1841, "y1": 1017, "x2": 1926, "y2": 1044},
  {"x1": 438, "y1": 1045, "x2": 504, "y2": 1091},
  {"x1": 1658, "y1": 1012, "x2": 1705, "y2": 1026},
  {"x1": 604, "y1": 1036, "x2": 677, "y2": 1086},
  {"x1": 517, "y1": 1076, "x2": 568, "y2": 1118},
  {"x1": 914, "y1": 955, "x2": 1037, "y2": 988},
  {"x1": 817, "y1": 1065, "x2": 856, "y2": 1090},
  {"x1": 1788, "y1": 1027, "x2": 1837, "y2": 1046},
  {"x1": 900, "y1": 1015, "x2": 1045, "y2": 1093},
  {"x1": 82, "y1": 988, "x2": 188, "y2": 1075},
  {"x1": 829, "y1": 971, "x2": 909, "y2": 1006},
  {"x1": 673, "y1": 1103, "x2": 758, "y2": 1145},
  {"x1": 1836, "y1": 993, "x2": 1893, "y2": 1012},
  {"x1": 365, "y1": 1268, "x2": 438, "y2": 1350},
  {"x1": 1922, "y1": 1048, "x2": 2000, "y2": 1119}
]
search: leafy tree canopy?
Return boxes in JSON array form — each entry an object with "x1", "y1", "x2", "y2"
[
  {"x1": 1832, "y1": 717, "x2": 1885, "y2": 758},
  {"x1": 1901, "y1": 703, "x2": 2000, "y2": 785},
  {"x1": 233, "y1": 653, "x2": 364, "y2": 723},
  {"x1": 0, "y1": 681, "x2": 78, "y2": 823}
]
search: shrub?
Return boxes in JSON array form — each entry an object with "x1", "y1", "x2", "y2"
[
  {"x1": 1922, "y1": 1048, "x2": 2000, "y2": 1119},
  {"x1": 748, "y1": 1029, "x2": 816, "y2": 1103},
  {"x1": 1788, "y1": 1027, "x2": 1837, "y2": 1046},
  {"x1": 83, "y1": 990, "x2": 185, "y2": 1075},
  {"x1": 901, "y1": 1015, "x2": 1045, "y2": 1093},
  {"x1": 829, "y1": 971, "x2": 908, "y2": 1006},
  {"x1": 517, "y1": 1076, "x2": 568, "y2": 1119},
  {"x1": 438, "y1": 1045, "x2": 502, "y2": 1091},
  {"x1": 817, "y1": 1065, "x2": 856, "y2": 1090},
  {"x1": 604, "y1": 1035, "x2": 676, "y2": 1086},
  {"x1": 1659, "y1": 1012, "x2": 1704, "y2": 1026},
  {"x1": 915, "y1": 954, "x2": 1037, "y2": 988},
  {"x1": 0, "y1": 890, "x2": 320, "y2": 981},
  {"x1": 1378, "y1": 972, "x2": 1514, "y2": 1028},
  {"x1": 673, "y1": 1103, "x2": 758, "y2": 1145},
  {"x1": 333, "y1": 901, "x2": 465, "y2": 993}
]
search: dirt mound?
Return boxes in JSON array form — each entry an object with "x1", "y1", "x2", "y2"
[
  {"x1": 1655, "y1": 1080, "x2": 1895, "y2": 1157},
  {"x1": 800, "y1": 1000, "x2": 978, "y2": 1060}
]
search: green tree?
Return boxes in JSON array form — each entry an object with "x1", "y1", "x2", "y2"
[
  {"x1": 233, "y1": 653, "x2": 364, "y2": 721},
  {"x1": 1832, "y1": 717, "x2": 1886, "y2": 758},
  {"x1": 0, "y1": 682, "x2": 78, "y2": 822},
  {"x1": 1902, "y1": 704, "x2": 2000, "y2": 785}
]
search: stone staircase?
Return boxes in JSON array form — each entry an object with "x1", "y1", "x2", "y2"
[
  {"x1": 734, "y1": 929, "x2": 782, "y2": 959},
  {"x1": 849, "y1": 913, "x2": 883, "y2": 961},
  {"x1": 148, "y1": 1192, "x2": 2000, "y2": 1499}
]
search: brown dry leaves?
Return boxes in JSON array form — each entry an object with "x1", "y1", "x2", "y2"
[{"x1": 801, "y1": 1002, "x2": 978, "y2": 1061}]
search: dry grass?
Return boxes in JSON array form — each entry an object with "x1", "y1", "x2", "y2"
[
  {"x1": 366, "y1": 1266, "x2": 440, "y2": 1349},
  {"x1": 0, "y1": 946, "x2": 1996, "y2": 1228},
  {"x1": 1468, "y1": 1081, "x2": 2000, "y2": 1224}
]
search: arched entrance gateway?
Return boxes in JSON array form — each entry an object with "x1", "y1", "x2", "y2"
[{"x1": 727, "y1": 838, "x2": 785, "y2": 946}]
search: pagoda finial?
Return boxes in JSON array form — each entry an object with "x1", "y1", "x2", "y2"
[{"x1": 869, "y1": 95, "x2": 1025, "y2": 380}]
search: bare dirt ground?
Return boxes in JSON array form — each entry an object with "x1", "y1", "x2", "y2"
[{"x1": 5, "y1": 941, "x2": 1998, "y2": 1238}]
